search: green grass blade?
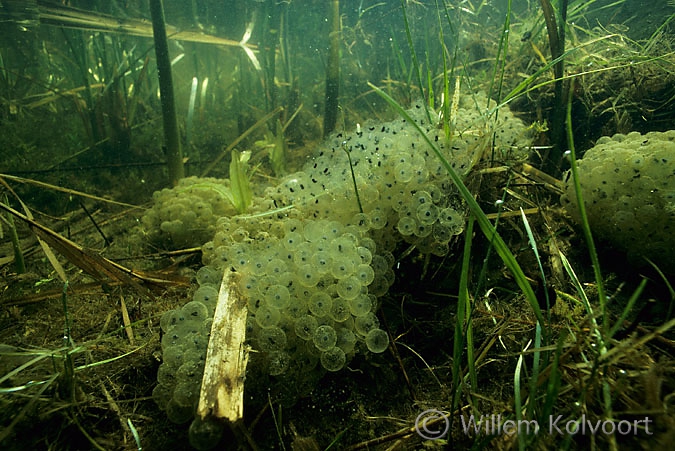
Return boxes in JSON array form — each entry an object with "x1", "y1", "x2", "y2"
[
  {"x1": 486, "y1": 0, "x2": 512, "y2": 107},
  {"x1": 541, "y1": 332, "x2": 564, "y2": 422},
  {"x1": 452, "y1": 216, "x2": 475, "y2": 410},
  {"x1": 514, "y1": 347, "x2": 526, "y2": 451},
  {"x1": 462, "y1": 217, "x2": 477, "y2": 392},
  {"x1": 608, "y1": 278, "x2": 648, "y2": 339},
  {"x1": 645, "y1": 258, "x2": 675, "y2": 318},
  {"x1": 565, "y1": 80, "x2": 607, "y2": 333}
]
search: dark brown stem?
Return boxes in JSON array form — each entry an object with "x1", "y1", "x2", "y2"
[
  {"x1": 149, "y1": 0, "x2": 184, "y2": 185},
  {"x1": 540, "y1": 0, "x2": 569, "y2": 176}
]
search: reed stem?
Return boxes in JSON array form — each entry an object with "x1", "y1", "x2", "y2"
[{"x1": 149, "y1": 0, "x2": 184, "y2": 186}]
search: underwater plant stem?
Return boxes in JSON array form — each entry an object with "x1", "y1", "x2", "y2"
[
  {"x1": 540, "y1": 0, "x2": 569, "y2": 175},
  {"x1": 78, "y1": 200, "x2": 111, "y2": 247},
  {"x1": 323, "y1": 0, "x2": 340, "y2": 137},
  {"x1": 1, "y1": 195, "x2": 25, "y2": 274},
  {"x1": 186, "y1": 76, "x2": 198, "y2": 151},
  {"x1": 342, "y1": 143, "x2": 364, "y2": 214},
  {"x1": 149, "y1": 0, "x2": 184, "y2": 186},
  {"x1": 539, "y1": 0, "x2": 561, "y2": 78},
  {"x1": 60, "y1": 281, "x2": 76, "y2": 401},
  {"x1": 565, "y1": 79, "x2": 606, "y2": 333}
]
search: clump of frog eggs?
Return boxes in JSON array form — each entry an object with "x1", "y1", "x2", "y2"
[
  {"x1": 150, "y1": 96, "x2": 532, "y2": 444},
  {"x1": 561, "y1": 130, "x2": 675, "y2": 270},
  {"x1": 141, "y1": 177, "x2": 238, "y2": 248}
]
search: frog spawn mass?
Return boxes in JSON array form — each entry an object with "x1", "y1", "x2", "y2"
[{"x1": 150, "y1": 97, "x2": 533, "y2": 433}]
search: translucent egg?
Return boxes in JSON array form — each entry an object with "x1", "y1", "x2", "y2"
[
  {"x1": 152, "y1": 383, "x2": 172, "y2": 411},
  {"x1": 359, "y1": 185, "x2": 380, "y2": 205},
  {"x1": 157, "y1": 362, "x2": 177, "y2": 386},
  {"x1": 294, "y1": 315, "x2": 319, "y2": 340},
  {"x1": 268, "y1": 351, "x2": 290, "y2": 376},
  {"x1": 229, "y1": 254, "x2": 249, "y2": 271},
  {"x1": 293, "y1": 242, "x2": 313, "y2": 264},
  {"x1": 330, "y1": 257, "x2": 356, "y2": 279},
  {"x1": 414, "y1": 223, "x2": 432, "y2": 238},
  {"x1": 162, "y1": 309, "x2": 191, "y2": 333},
  {"x1": 247, "y1": 294, "x2": 264, "y2": 313},
  {"x1": 282, "y1": 231, "x2": 304, "y2": 251},
  {"x1": 325, "y1": 220, "x2": 344, "y2": 240},
  {"x1": 394, "y1": 162, "x2": 414, "y2": 183},
  {"x1": 313, "y1": 325, "x2": 338, "y2": 351},
  {"x1": 365, "y1": 328, "x2": 389, "y2": 353},
  {"x1": 393, "y1": 152, "x2": 411, "y2": 165},
  {"x1": 438, "y1": 207, "x2": 463, "y2": 227},
  {"x1": 161, "y1": 330, "x2": 182, "y2": 349},
  {"x1": 255, "y1": 305, "x2": 281, "y2": 329},
  {"x1": 284, "y1": 297, "x2": 307, "y2": 318},
  {"x1": 336, "y1": 328, "x2": 357, "y2": 354},
  {"x1": 412, "y1": 190, "x2": 433, "y2": 206},
  {"x1": 257, "y1": 326, "x2": 287, "y2": 352},
  {"x1": 238, "y1": 273, "x2": 261, "y2": 297},
  {"x1": 163, "y1": 345, "x2": 186, "y2": 369},
  {"x1": 266, "y1": 284, "x2": 290, "y2": 309},
  {"x1": 166, "y1": 399, "x2": 194, "y2": 424},
  {"x1": 390, "y1": 190, "x2": 409, "y2": 212},
  {"x1": 356, "y1": 246, "x2": 373, "y2": 265},
  {"x1": 182, "y1": 301, "x2": 209, "y2": 321},
  {"x1": 397, "y1": 216, "x2": 416, "y2": 236},
  {"x1": 310, "y1": 251, "x2": 332, "y2": 274},
  {"x1": 416, "y1": 203, "x2": 439, "y2": 225},
  {"x1": 309, "y1": 292, "x2": 333, "y2": 317},
  {"x1": 368, "y1": 209, "x2": 388, "y2": 230},
  {"x1": 304, "y1": 219, "x2": 329, "y2": 242},
  {"x1": 348, "y1": 294, "x2": 373, "y2": 317},
  {"x1": 196, "y1": 266, "x2": 221, "y2": 286},
  {"x1": 432, "y1": 224, "x2": 452, "y2": 243},
  {"x1": 212, "y1": 245, "x2": 230, "y2": 269},
  {"x1": 192, "y1": 285, "x2": 219, "y2": 306},
  {"x1": 350, "y1": 213, "x2": 371, "y2": 233},
  {"x1": 413, "y1": 166, "x2": 430, "y2": 184},
  {"x1": 429, "y1": 241, "x2": 449, "y2": 257},
  {"x1": 296, "y1": 264, "x2": 320, "y2": 287},
  {"x1": 355, "y1": 312, "x2": 380, "y2": 337},
  {"x1": 265, "y1": 258, "x2": 288, "y2": 277},
  {"x1": 244, "y1": 258, "x2": 267, "y2": 276},
  {"x1": 426, "y1": 184, "x2": 444, "y2": 203},
  {"x1": 354, "y1": 264, "x2": 375, "y2": 286},
  {"x1": 173, "y1": 381, "x2": 198, "y2": 408},
  {"x1": 176, "y1": 360, "x2": 203, "y2": 384},
  {"x1": 331, "y1": 235, "x2": 357, "y2": 255},
  {"x1": 320, "y1": 347, "x2": 346, "y2": 372},
  {"x1": 160, "y1": 309, "x2": 178, "y2": 333},
  {"x1": 370, "y1": 254, "x2": 391, "y2": 275},
  {"x1": 329, "y1": 298, "x2": 351, "y2": 322},
  {"x1": 336, "y1": 276, "x2": 362, "y2": 301},
  {"x1": 282, "y1": 218, "x2": 304, "y2": 235},
  {"x1": 359, "y1": 237, "x2": 377, "y2": 254}
]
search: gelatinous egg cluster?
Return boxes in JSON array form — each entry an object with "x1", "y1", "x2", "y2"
[
  {"x1": 202, "y1": 213, "x2": 392, "y2": 376},
  {"x1": 561, "y1": 130, "x2": 675, "y2": 270},
  {"x1": 152, "y1": 291, "x2": 216, "y2": 425},
  {"x1": 153, "y1": 97, "x2": 533, "y2": 432},
  {"x1": 141, "y1": 177, "x2": 236, "y2": 248}
]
